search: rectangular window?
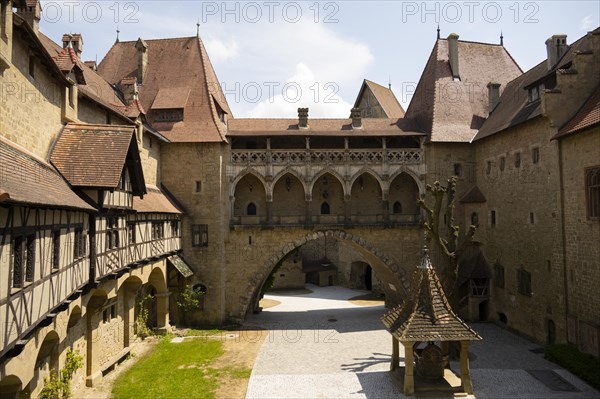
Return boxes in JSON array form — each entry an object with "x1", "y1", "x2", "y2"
[
  {"x1": 494, "y1": 263, "x2": 505, "y2": 288},
  {"x1": 106, "y1": 218, "x2": 119, "y2": 250},
  {"x1": 12, "y1": 237, "x2": 24, "y2": 289},
  {"x1": 499, "y1": 156, "x2": 506, "y2": 172},
  {"x1": 491, "y1": 210, "x2": 496, "y2": 227},
  {"x1": 152, "y1": 222, "x2": 164, "y2": 240},
  {"x1": 192, "y1": 224, "x2": 208, "y2": 247},
  {"x1": 28, "y1": 55, "x2": 35, "y2": 78},
  {"x1": 486, "y1": 160, "x2": 492, "y2": 175},
  {"x1": 74, "y1": 227, "x2": 84, "y2": 258},
  {"x1": 171, "y1": 220, "x2": 180, "y2": 237},
  {"x1": 25, "y1": 234, "x2": 35, "y2": 283},
  {"x1": 532, "y1": 147, "x2": 540, "y2": 164},
  {"x1": 52, "y1": 230, "x2": 60, "y2": 270},
  {"x1": 128, "y1": 223, "x2": 136, "y2": 244},
  {"x1": 453, "y1": 163, "x2": 462, "y2": 177},
  {"x1": 586, "y1": 167, "x2": 600, "y2": 220},
  {"x1": 514, "y1": 152, "x2": 521, "y2": 168},
  {"x1": 154, "y1": 108, "x2": 184, "y2": 122},
  {"x1": 195, "y1": 181, "x2": 202, "y2": 193},
  {"x1": 517, "y1": 268, "x2": 532, "y2": 296},
  {"x1": 529, "y1": 212, "x2": 535, "y2": 224}
]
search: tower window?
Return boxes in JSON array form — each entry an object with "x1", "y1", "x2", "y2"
[
  {"x1": 453, "y1": 163, "x2": 462, "y2": 177},
  {"x1": 529, "y1": 212, "x2": 535, "y2": 224},
  {"x1": 247, "y1": 202, "x2": 257, "y2": 216},
  {"x1": 585, "y1": 167, "x2": 600, "y2": 220},
  {"x1": 486, "y1": 161, "x2": 492, "y2": 175},
  {"x1": 532, "y1": 147, "x2": 540, "y2": 164},
  {"x1": 499, "y1": 156, "x2": 505, "y2": 172},
  {"x1": 491, "y1": 210, "x2": 496, "y2": 227},
  {"x1": 393, "y1": 201, "x2": 402, "y2": 214},
  {"x1": 320, "y1": 202, "x2": 330, "y2": 215},
  {"x1": 517, "y1": 268, "x2": 532, "y2": 296},
  {"x1": 514, "y1": 152, "x2": 521, "y2": 168},
  {"x1": 494, "y1": 263, "x2": 505, "y2": 288},
  {"x1": 195, "y1": 181, "x2": 202, "y2": 193}
]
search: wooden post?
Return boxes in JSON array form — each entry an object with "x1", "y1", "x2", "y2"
[
  {"x1": 390, "y1": 336, "x2": 399, "y2": 371},
  {"x1": 460, "y1": 340, "x2": 474, "y2": 394},
  {"x1": 403, "y1": 341, "x2": 415, "y2": 395}
]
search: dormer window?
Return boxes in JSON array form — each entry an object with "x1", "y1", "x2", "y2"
[
  {"x1": 154, "y1": 108, "x2": 183, "y2": 122},
  {"x1": 528, "y1": 83, "x2": 545, "y2": 103}
]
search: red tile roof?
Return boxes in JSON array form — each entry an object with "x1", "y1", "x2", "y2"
[
  {"x1": 405, "y1": 38, "x2": 522, "y2": 142},
  {"x1": 555, "y1": 84, "x2": 600, "y2": 139},
  {"x1": 355, "y1": 79, "x2": 405, "y2": 118},
  {"x1": 50, "y1": 123, "x2": 144, "y2": 194},
  {"x1": 98, "y1": 36, "x2": 232, "y2": 143},
  {"x1": 0, "y1": 136, "x2": 94, "y2": 211},
  {"x1": 133, "y1": 185, "x2": 182, "y2": 214},
  {"x1": 227, "y1": 118, "x2": 424, "y2": 137},
  {"x1": 381, "y1": 249, "x2": 482, "y2": 342}
]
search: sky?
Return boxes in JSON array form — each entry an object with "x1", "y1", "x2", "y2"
[{"x1": 38, "y1": 1, "x2": 600, "y2": 118}]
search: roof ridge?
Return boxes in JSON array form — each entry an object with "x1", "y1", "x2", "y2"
[{"x1": 115, "y1": 36, "x2": 198, "y2": 44}]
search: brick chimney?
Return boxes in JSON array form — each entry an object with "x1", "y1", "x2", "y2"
[
  {"x1": 447, "y1": 33, "x2": 460, "y2": 79},
  {"x1": 120, "y1": 77, "x2": 139, "y2": 105},
  {"x1": 135, "y1": 38, "x2": 148, "y2": 84},
  {"x1": 62, "y1": 34, "x2": 83, "y2": 57},
  {"x1": 350, "y1": 107, "x2": 362, "y2": 129},
  {"x1": 545, "y1": 34, "x2": 568, "y2": 70},
  {"x1": 298, "y1": 108, "x2": 309, "y2": 129},
  {"x1": 16, "y1": 0, "x2": 41, "y2": 32},
  {"x1": 487, "y1": 82, "x2": 501, "y2": 113},
  {"x1": 84, "y1": 61, "x2": 97, "y2": 71}
]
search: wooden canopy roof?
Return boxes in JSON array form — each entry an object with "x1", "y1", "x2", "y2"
[{"x1": 381, "y1": 248, "x2": 482, "y2": 342}]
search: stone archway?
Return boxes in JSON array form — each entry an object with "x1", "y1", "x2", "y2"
[{"x1": 239, "y1": 230, "x2": 411, "y2": 321}]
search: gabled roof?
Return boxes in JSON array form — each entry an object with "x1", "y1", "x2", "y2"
[
  {"x1": 50, "y1": 123, "x2": 145, "y2": 195},
  {"x1": 52, "y1": 46, "x2": 86, "y2": 84},
  {"x1": 133, "y1": 185, "x2": 182, "y2": 214},
  {"x1": 459, "y1": 185, "x2": 487, "y2": 203},
  {"x1": 554, "y1": 84, "x2": 600, "y2": 139},
  {"x1": 381, "y1": 248, "x2": 481, "y2": 342},
  {"x1": 354, "y1": 79, "x2": 405, "y2": 118},
  {"x1": 404, "y1": 37, "x2": 522, "y2": 143},
  {"x1": 98, "y1": 36, "x2": 233, "y2": 143},
  {"x1": 475, "y1": 29, "x2": 599, "y2": 141},
  {"x1": 0, "y1": 136, "x2": 94, "y2": 211},
  {"x1": 38, "y1": 32, "x2": 134, "y2": 122},
  {"x1": 227, "y1": 118, "x2": 424, "y2": 137}
]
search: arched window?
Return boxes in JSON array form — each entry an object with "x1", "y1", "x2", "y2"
[
  {"x1": 471, "y1": 212, "x2": 479, "y2": 226},
  {"x1": 586, "y1": 167, "x2": 600, "y2": 220},
  {"x1": 247, "y1": 202, "x2": 257, "y2": 216},
  {"x1": 393, "y1": 201, "x2": 402, "y2": 214},
  {"x1": 321, "y1": 202, "x2": 330, "y2": 215}
]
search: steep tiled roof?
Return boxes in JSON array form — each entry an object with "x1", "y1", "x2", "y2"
[
  {"x1": 555, "y1": 84, "x2": 600, "y2": 139},
  {"x1": 98, "y1": 36, "x2": 232, "y2": 143},
  {"x1": 50, "y1": 123, "x2": 145, "y2": 194},
  {"x1": 475, "y1": 30, "x2": 597, "y2": 141},
  {"x1": 227, "y1": 118, "x2": 424, "y2": 136},
  {"x1": 405, "y1": 38, "x2": 522, "y2": 142},
  {"x1": 133, "y1": 185, "x2": 182, "y2": 214},
  {"x1": 0, "y1": 136, "x2": 94, "y2": 211},
  {"x1": 38, "y1": 33, "x2": 133, "y2": 122},
  {"x1": 355, "y1": 80, "x2": 405, "y2": 118},
  {"x1": 381, "y1": 249, "x2": 481, "y2": 342}
]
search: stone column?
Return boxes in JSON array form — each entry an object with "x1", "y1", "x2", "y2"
[
  {"x1": 390, "y1": 336, "x2": 399, "y2": 371},
  {"x1": 344, "y1": 195, "x2": 352, "y2": 224},
  {"x1": 460, "y1": 340, "x2": 474, "y2": 394},
  {"x1": 382, "y1": 190, "x2": 390, "y2": 223},
  {"x1": 305, "y1": 198, "x2": 312, "y2": 226},
  {"x1": 266, "y1": 200, "x2": 273, "y2": 224},
  {"x1": 154, "y1": 292, "x2": 170, "y2": 333},
  {"x1": 123, "y1": 289, "x2": 136, "y2": 348},
  {"x1": 403, "y1": 341, "x2": 415, "y2": 395}
]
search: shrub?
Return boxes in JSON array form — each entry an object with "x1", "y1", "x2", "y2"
[{"x1": 39, "y1": 349, "x2": 83, "y2": 399}]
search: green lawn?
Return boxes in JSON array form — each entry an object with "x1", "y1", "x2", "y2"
[{"x1": 112, "y1": 337, "x2": 224, "y2": 399}]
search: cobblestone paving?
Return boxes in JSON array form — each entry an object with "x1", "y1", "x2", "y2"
[{"x1": 245, "y1": 285, "x2": 599, "y2": 399}]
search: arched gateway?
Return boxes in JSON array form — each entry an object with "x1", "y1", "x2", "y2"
[{"x1": 235, "y1": 229, "x2": 419, "y2": 322}]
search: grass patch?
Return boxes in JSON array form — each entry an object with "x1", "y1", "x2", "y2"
[
  {"x1": 112, "y1": 338, "x2": 223, "y2": 399},
  {"x1": 186, "y1": 328, "x2": 223, "y2": 337},
  {"x1": 545, "y1": 344, "x2": 600, "y2": 390}
]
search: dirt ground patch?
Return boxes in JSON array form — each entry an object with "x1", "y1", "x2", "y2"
[
  {"x1": 266, "y1": 288, "x2": 313, "y2": 296},
  {"x1": 259, "y1": 298, "x2": 281, "y2": 309},
  {"x1": 348, "y1": 293, "x2": 385, "y2": 307},
  {"x1": 213, "y1": 329, "x2": 267, "y2": 399}
]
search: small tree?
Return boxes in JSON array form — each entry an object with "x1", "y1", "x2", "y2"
[
  {"x1": 134, "y1": 294, "x2": 154, "y2": 339},
  {"x1": 177, "y1": 284, "x2": 206, "y2": 313},
  {"x1": 417, "y1": 176, "x2": 476, "y2": 301}
]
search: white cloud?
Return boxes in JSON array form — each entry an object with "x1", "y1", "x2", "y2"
[
  {"x1": 204, "y1": 37, "x2": 239, "y2": 62},
  {"x1": 248, "y1": 63, "x2": 353, "y2": 118},
  {"x1": 580, "y1": 15, "x2": 595, "y2": 31}
]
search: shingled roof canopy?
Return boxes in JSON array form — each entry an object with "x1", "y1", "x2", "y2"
[
  {"x1": 133, "y1": 185, "x2": 183, "y2": 214},
  {"x1": 0, "y1": 136, "x2": 94, "y2": 211},
  {"x1": 554, "y1": 84, "x2": 600, "y2": 139},
  {"x1": 50, "y1": 123, "x2": 145, "y2": 196},
  {"x1": 381, "y1": 248, "x2": 481, "y2": 342}
]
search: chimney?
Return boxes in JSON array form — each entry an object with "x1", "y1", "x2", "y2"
[
  {"x1": 62, "y1": 34, "x2": 83, "y2": 57},
  {"x1": 135, "y1": 38, "x2": 148, "y2": 84},
  {"x1": 120, "y1": 77, "x2": 139, "y2": 105},
  {"x1": 350, "y1": 108, "x2": 362, "y2": 129},
  {"x1": 16, "y1": 0, "x2": 41, "y2": 32},
  {"x1": 487, "y1": 82, "x2": 501, "y2": 113},
  {"x1": 447, "y1": 33, "x2": 460, "y2": 79},
  {"x1": 298, "y1": 108, "x2": 309, "y2": 129},
  {"x1": 545, "y1": 34, "x2": 568, "y2": 69}
]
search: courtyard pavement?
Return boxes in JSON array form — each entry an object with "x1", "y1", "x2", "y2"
[{"x1": 244, "y1": 285, "x2": 600, "y2": 399}]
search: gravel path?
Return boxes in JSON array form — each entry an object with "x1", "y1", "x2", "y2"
[{"x1": 244, "y1": 284, "x2": 600, "y2": 399}]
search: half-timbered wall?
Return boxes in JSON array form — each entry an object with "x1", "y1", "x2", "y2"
[
  {"x1": 100, "y1": 169, "x2": 133, "y2": 209},
  {"x1": 0, "y1": 206, "x2": 90, "y2": 357}
]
